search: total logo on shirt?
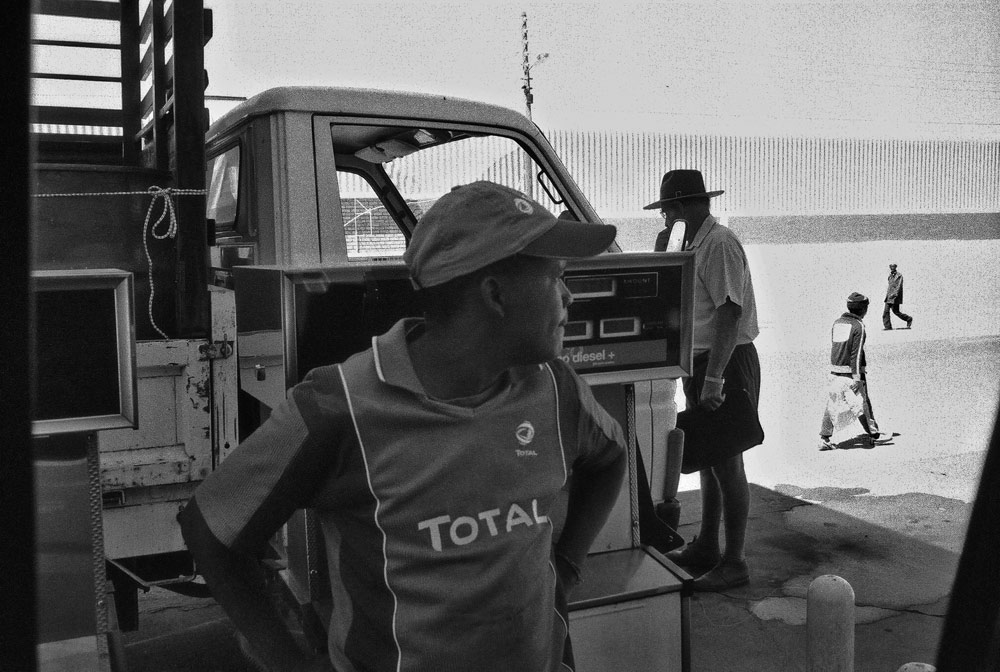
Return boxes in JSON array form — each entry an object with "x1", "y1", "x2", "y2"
[
  {"x1": 417, "y1": 498, "x2": 551, "y2": 552},
  {"x1": 515, "y1": 420, "x2": 538, "y2": 457}
]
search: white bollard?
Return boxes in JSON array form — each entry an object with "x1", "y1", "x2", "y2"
[
  {"x1": 807, "y1": 574, "x2": 855, "y2": 672},
  {"x1": 895, "y1": 664, "x2": 935, "y2": 672}
]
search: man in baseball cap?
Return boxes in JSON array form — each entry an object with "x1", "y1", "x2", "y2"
[
  {"x1": 181, "y1": 180, "x2": 626, "y2": 672},
  {"x1": 817, "y1": 291, "x2": 882, "y2": 451}
]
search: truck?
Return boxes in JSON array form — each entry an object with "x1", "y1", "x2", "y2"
[{"x1": 30, "y1": 2, "x2": 693, "y2": 670}]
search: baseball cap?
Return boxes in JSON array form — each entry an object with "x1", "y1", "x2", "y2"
[
  {"x1": 403, "y1": 181, "x2": 617, "y2": 289},
  {"x1": 847, "y1": 291, "x2": 869, "y2": 305}
]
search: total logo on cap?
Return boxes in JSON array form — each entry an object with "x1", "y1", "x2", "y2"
[{"x1": 513, "y1": 198, "x2": 534, "y2": 215}]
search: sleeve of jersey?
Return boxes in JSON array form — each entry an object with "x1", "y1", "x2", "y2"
[
  {"x1": 849, "y1": 324, "x2": 864, "y2": 377},
  {"x1": 701, "y1": 233, "x2": 749, "y2": 310},
  {"x1": 190, "y1": 366, "x2": 350, "y2": 554},
  {"x1": 549, "y1": 360, "x2": 627, "y2": 471}
]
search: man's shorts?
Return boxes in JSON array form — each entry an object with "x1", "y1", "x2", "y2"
[{"x1": 683, "y1": 342, "x2": 761, "y2": 410}]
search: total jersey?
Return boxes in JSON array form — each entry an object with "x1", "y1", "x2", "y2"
[
  {"x1": 829, "y1": 311, "x2": 867, "y2": 378},
  {"x1": 190, "y1": 318, "x2": 626, "y2": 672}
]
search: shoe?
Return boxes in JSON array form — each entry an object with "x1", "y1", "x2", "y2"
[
  {"x1": 818, "y1": 437, "x2": 836, "y2": 451},
  {"x1": 665, "y1": 537, "x2": 721, "y2": 573},
  {"x1": 906, "y1": 317, "x2": 913, "y2": 329},
  {"x1": 869, "y1": 430, "x2": 890, "y2": 445},
  {"x1": 882, "y1": 327, "x2": 893, "y2": 331},
  {"x1": 692, "y1": 559, "x2": 750, "y2": 592}
]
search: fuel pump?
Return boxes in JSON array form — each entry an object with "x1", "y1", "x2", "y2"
[{"x1": 557, "y1": 252, "x2": 695, "y2": 672}]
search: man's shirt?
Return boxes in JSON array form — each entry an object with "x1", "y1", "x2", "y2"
[{"x1": 685, "y1": 215, "x2": 760, "y2": 353}]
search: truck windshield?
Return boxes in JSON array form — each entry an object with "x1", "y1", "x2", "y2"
[{"x1": 334, "y1": 127, "x2": 559, "y2": 259}]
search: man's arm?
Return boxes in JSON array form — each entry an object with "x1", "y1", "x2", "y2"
[
  {"x1": 553, "y1": 448, "x2": 627, "y2": 586},
  {"x1": 179, "y1": 500, "x2": 333, "y2": 672},
  {"x1": 700, "y1": 298, "x2": 742, "y2": 410},
  {"x1": 849, "y1": 322, "x2": 864, "y2": 380}
]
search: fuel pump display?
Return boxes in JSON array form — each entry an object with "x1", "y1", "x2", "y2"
[
  {"x1": 234, "y1": 252, "x2": 694, "y2": 409},
  {"x1": 561, "y1": 252, "x2": 695, "y2": 384}
]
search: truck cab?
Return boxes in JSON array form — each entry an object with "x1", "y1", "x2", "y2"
[{"x1": 204, "y1": 86, "x2": 610, "y2": 272}]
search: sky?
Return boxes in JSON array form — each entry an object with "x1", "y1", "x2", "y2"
[{"x1": 201, "y1": 0, "x2": 1000, "y2": 139}]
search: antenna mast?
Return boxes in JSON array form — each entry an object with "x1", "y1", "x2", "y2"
[{"x1": 520, "y1": 12, "x2": 548, "y2": 196}]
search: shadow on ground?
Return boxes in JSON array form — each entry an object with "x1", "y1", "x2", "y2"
[
  {"x1": 123, "y1": 483, "x2": 967, "y2": 672},
  {"x1": 677, "y1": 484, "x2": 967, "y2": 672},
  {"x1": 835, "y1": 432, "x2": 903, "y2": 450}
]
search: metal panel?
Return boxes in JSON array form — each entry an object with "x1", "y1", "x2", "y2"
[
  {"x1": 102, "y1": 499, "x2": 187, "y2": 559},
  {"x1": 34, "y1": 433, "x2": 112, "y2": 671},
  {"x1": 238, "y1": 331, "x2": 288, "y2": 410},
  {"x1": 312, "y1": 115, "x2": 350, "y2": 262},
  {"x1": 569, "y1": 548, "x2": 688, "y2": 672},
  {"x1": 587, "y1": 385, "x2": 636, "y2": 554},
  {"x1": 210, "y1": 285, "x2": 241, "y2": 463},
  {"x1": 97, "y1": 339, "x2": 212, "y2": 487},
  {"x1": 270, "y1": 111, "x2": 324, "y2": 266},
  {"x1": 571, "y1": 594, "x2": 683, "y2": 672}
]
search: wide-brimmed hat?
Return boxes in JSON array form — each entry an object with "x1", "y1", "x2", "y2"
[
  {"x1": 404, "y1": 181, "x2": 617, "y2": 289},
  {"x1": 643, "y1": 169, "x2": 724, "y2": 210}
]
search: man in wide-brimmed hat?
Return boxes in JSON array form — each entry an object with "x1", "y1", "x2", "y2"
[{"x1": 647, "y1": 169, "x2": 762, "y2": 592}]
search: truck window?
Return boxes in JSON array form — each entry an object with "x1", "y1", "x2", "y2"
[
  {"x1": 206, "y1": 144, "x2": 241, "y2": 239},
  {"x1": 332, "y1": 125, "x2": 560, "y2": 259},
  {"x1": 385, "y1": 135, "x2": 557, "y2": 217},
  {"x1": 339, "y1": 171, "x2": 407, "y2": 258}
]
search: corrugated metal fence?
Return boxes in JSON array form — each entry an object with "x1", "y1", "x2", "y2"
[{"x1": 545, "y1": 131, "x2": 1000, "y2": 217}]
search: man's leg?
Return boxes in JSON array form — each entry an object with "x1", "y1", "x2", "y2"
[
  {"x1": 882, "y1": 302, "x2": 893, "y2": 329},
  {"x1": 715, "y1": 455, "x2": 749, "y2": 563},
  {"x1": 691, "y1": 455, "x2": 751, "y2": 591},
  {"x1": 819, "y1": 401, "x2": 836, "y2": 450},
  {"x1": 696, "y1": 469, "x2": 723, "y2": 555},
  {"x1": 858, "y1": 379, "x2": 879, "y2": 438},
  {"x1": 892, "y1": 305, "x2": 912, "y2": 326},
  {"x1": 667, "y1": 371, "x2": 724, "y2": 571}
]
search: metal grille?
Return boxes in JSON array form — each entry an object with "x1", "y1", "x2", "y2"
[{"x1": 547, "y1": 130, "x2": 1000, "y2": 217}]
